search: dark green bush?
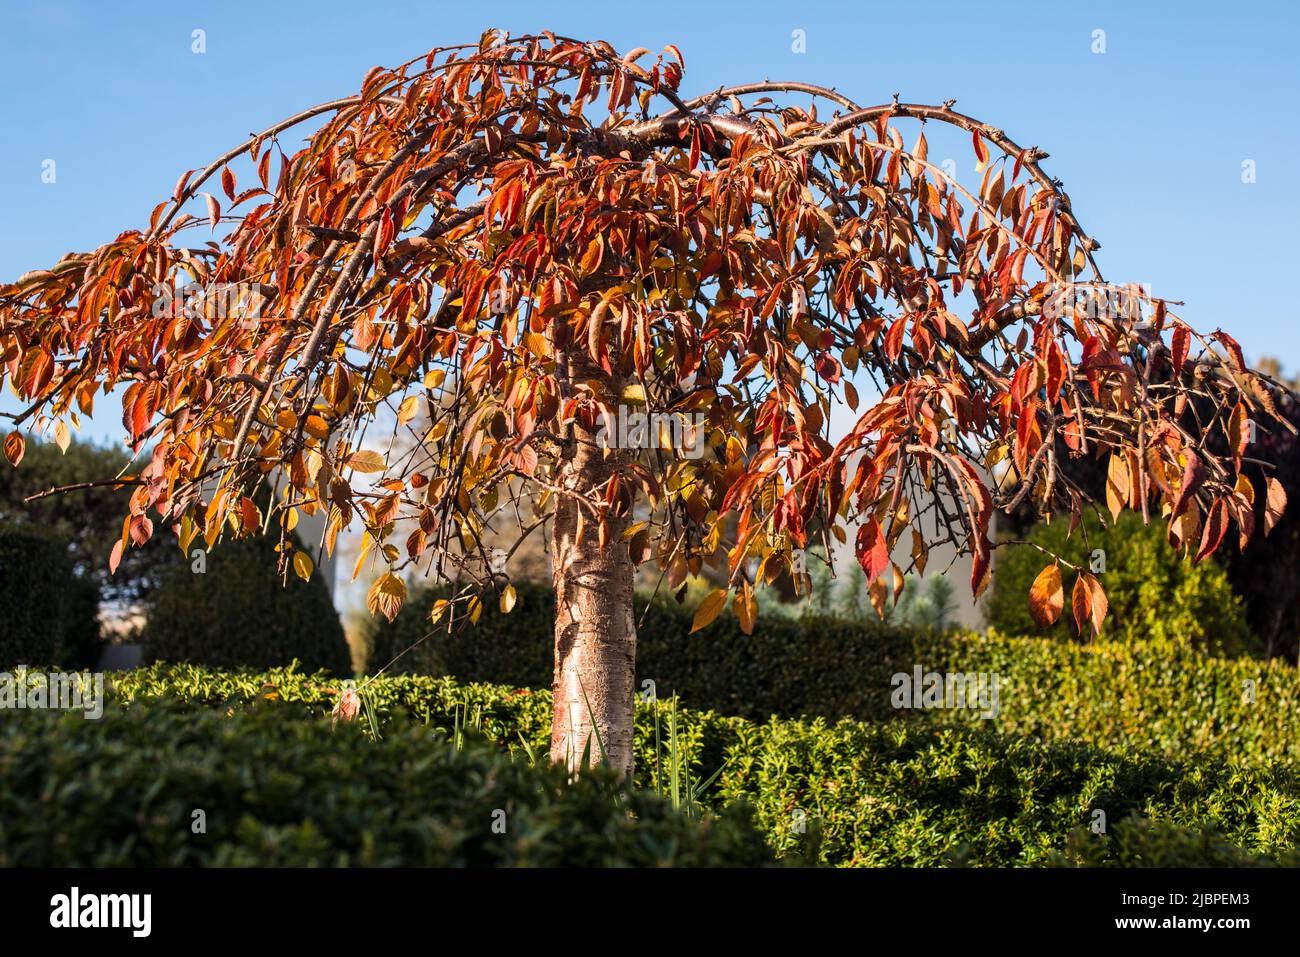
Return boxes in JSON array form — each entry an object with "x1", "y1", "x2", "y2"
[
  {"x1": 365, "y1": 581, "x2": 911, "y2": 721},
  {"x1": 141, "y1": 534, "x2": 350, "y2": 675},
  {"x1": 0, "y1": 523, "x2": 101, "y2": 668},
  {"x1": 0, "y1": 698, "x2": 775, "y2": 867},
  {"x1": 111, "y1": 664, "x2": 1300, "y2": 867},
  {"x1": 1051, "y1": 815, "x2": 1300, "y2": 868},
  {"x1": 984, "y1": 511, "x2": 1254, "y2": 654}
]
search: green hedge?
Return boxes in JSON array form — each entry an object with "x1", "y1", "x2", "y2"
[
  {"x1": 109, "y1": 664, "x2": 1300, "y2": 867},
  {"x1": 141, "y1": 534, "x2": 350, "y2": 676},
  {"x1": 985, "y1": 511, "x2": 1254, "y2": 654},
  {"x1": 368, "y1": 582, "x2": 1300, "y2": 766},
  {"x1": 365, "y1": 581, "x2": 916, "y2": 720},
  {"x1": 0, "y1": 523, "x2": 101, "y2": 669},
  {"x1": 0, "y1": 698, "x2": 775, "y2": 867},
  {"x1": 1051, "y1": 815, "x2": 1300, "y2": 868}
]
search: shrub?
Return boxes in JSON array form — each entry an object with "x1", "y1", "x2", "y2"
[
  {"x1": 365, "y1": 580, "x2": 914, "y2": 721},
  {"x1": 0, "y1": 523, "x2": 101, "y2": 668},
  {"x1": 366, "y1": 583, "x2": 1300, "y2": 766},
  {"x1": 1051, "y1": 815, "x2": 1300, "y2": 868},
  {"x1": 984, "y1": 511, "x2": 1254, "y2": 654},
  {"x1": 0, "y1": 698, "x2": 776, "y2": 867},
  {"x1": 110, "y1": 664, "x2": 1300, "y2": 867},
  {"x1": 141, "y1": 534, "x2": 350, "y2": 675}
]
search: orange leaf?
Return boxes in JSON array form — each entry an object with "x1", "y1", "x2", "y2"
[
  {"x1": 3, "y1": 431, "x2": 24, "y2": 467},
  {"x1": 1071, "y1": 572, "x2": 1107, "y2": 638},
  {"x1": 691, "y1": 588, "x2": 728, "y2": 634},
  {"x1": 1028, "y1": 562, "x2": 1064, "y2": 629}
]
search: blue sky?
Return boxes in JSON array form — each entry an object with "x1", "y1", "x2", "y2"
[{"x1": 2, "y1": 0, "x2": 1297, "y2": 444}]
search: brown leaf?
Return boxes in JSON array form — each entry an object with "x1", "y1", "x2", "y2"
[
  {"x1": 1195, "y1": 497, "x2": 1228, "y2": 563},
  {"x1": 1264, "y1": 477, "x2": 1287, "y2": 536},
  {"x1": 366, "y1": 572, "x2": 407, "y2": 623},
  {"x1": 347, "y1": 449, "x2": 386, "y2": 473},
  {"x1": 1071, "y1": 572, "x2": 1107, "y2": 638}
]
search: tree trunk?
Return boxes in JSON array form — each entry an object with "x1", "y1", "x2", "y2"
[{"x1": 549, "y1": 360, "x2": 637, "y2": 778}]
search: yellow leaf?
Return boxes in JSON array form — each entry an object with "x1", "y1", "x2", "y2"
[
  {"x1": 292, "y1": 550, "x2": 314, "y2": 582},
  {"x1": 1105, "y1": 452, "x2": 1130, "y2": 522},
  {"x1": 691, "y1": 588, "x2": 728, "y2": 634},
  {"x1": 397, "y1": 395, "x2": 420, "y2": 424},
  {"x1": 499, "y1": 583, "x2": 517, "y2": 614}
]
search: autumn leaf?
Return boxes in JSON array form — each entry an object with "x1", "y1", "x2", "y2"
[
  {"x1": 397, "y1": 395, "x2": 420, "y2": 424},
  {"x1": 1105, "y1": 452, "x2": 1130, "y2": 522},
  {"x1": 292, "y1": 550, "x2": 314, "y2": 582},
  {"x1": 1195, "y1": 497, "x2": 1228, "y2": 563},
  {"x1": 691, "y1": 588, "x2": 728, "y2": 634},
  {"x1": 734, "y1": 583, "x2": 757, "y2": 635},
  {"x1": 855, "y1": 518, "x2": 890, "y2": 582},
  {"x1": 347, "y1": 449, "x2": 386, "y2": 473},
  {"x1": 366, "y1": 572, "x2": 407, "y2": 622},
  {"x1": 1071, "y1": 572, "x2": 1107, "y2": 638},
  {"x1": 201, "y1": 192, "x2": 221, "y2": 231},
  {"x1": 1028, "y1": 562, "x2": 1064, "y2": 628},
  {"x1": 3, "y1": 431, "x2": 25, "y2": 467},
  {"x1": 499, "y1": 583, "x2": 517, "y2": 614},
  {"x1": 1264, "y1": 478, "x2": 1286, "y2": 536}
]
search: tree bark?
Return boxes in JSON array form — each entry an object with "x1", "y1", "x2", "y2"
[{"x1": 549, "y1": 360, "x2": 637, "y2": 778}]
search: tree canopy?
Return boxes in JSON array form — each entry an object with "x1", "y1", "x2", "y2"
[{"x1": 1, "y1": 29, "x2": 1289, "y2": 642}]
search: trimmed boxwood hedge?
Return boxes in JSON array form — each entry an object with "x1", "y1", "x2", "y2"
[
  {"x1": 366, "y1": 582, "x2": 1300, "y2": 766},
  {"x1": 0, "y1": 698, "x2": 775, "y2": 867},
  {"x1": 141, "y1": 533, "x2": 350, "y2": 675},
  {"x1": 109, "y1": 664, "x2": 1300, "y2": 867},
  {"x1": 0, "y1": 523, "x2": 101, "y2": 669}
]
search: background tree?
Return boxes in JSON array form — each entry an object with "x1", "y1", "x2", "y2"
[
  {"x1": 0, "y1": 31, "x2": 1288, "y2": 775},
  {"x1": 0, "y1": 436, "x2": 175, "y2": 608}
]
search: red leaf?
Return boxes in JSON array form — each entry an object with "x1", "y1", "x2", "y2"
[
  {"x1": 1194, "y1": 497, "x2": 1228, "y2": 563},
  {"x1": 855, "y1": 518, "x2": 890, "y2": 582},
  {"x1": 1170, "y1": 325, "x2": 1189, "y2": 375}
]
